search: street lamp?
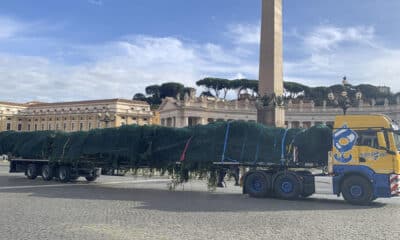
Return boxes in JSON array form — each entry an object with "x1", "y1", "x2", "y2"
[
  {"x1": 97, "y1": 112, "x2": 115, "y2": 128},
  {"x1": 327, "y1": 77, "x2": 362, "y2": 115}
]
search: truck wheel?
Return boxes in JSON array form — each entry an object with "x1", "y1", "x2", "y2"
[
  {"x1": 85, "y1": 176, "x2": 97, "y2": 182},
  {"x1": 70, "y1": 176, "x2": 79, "y2": 181},
  {"x1": 26, "y1": 164, "x2": 38, "y2": 180},
  {"x1": 274, "y1": 173, "x2": 302, "y2": 200},
  {"x1": 57, "y1": 166, "x2": 71, "y2": 183},
  {"x1": 41, "y1": 165, "x2": 53, "y2": 181},
  {"x1": 244, "y1": 171, "x2": 271, "y2": 198},
  {"x1": 341, "y1": 176, "x2": 374, "y2": 205}
]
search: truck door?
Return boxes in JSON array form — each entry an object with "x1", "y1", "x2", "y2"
[{"x1": 356, "y1": 130, "x2": 394, "y2": 174}]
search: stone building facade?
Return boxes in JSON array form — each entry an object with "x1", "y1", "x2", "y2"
[
  {"x1": 158, "y1": 95, "x2": 400, "y2": 128},
  {"x1": 158, "y1": 95, "x2": 257, "y2": 128},
  {"x1": 0, "y1": 99, "x2": 154, "y2": 132}
]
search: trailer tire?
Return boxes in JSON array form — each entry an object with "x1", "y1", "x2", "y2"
[
  {"x1": 70, "y1": 176, "x2": 79, "y2": 181},
  {"x1": 41, "y1": 165, "x2": 53, "y2": 181},
  {"x1": 274, "y1": 173, "x2": 302, "y2": 200},
  {"x1": 57, "y1": 166, "x2": 71, "y2": 183},
  {"x1": 85, "y1": 176, "x2": 97, "y2": 182},
  {"x1": 244, "y1": 171, "x2": 271, "y2": 198},
  {"x1": 26, "y1": 164, "x2": 38, "y2": 180},
  {"x1": 341, "y1": 176, "x2": 374, "y2": 205}
]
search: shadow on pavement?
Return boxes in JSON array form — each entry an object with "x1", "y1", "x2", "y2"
[{"x1": 0, "y1": 175, "x2": 386, "y2": 212}]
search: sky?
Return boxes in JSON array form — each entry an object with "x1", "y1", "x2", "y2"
[{"x1": 1, "y1": 0, "x2": 400, "y2": 102}]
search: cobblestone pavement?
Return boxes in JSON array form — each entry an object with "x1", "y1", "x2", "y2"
[{"x1": 0, "y1": 162, "x2": 399, "y2": 240}]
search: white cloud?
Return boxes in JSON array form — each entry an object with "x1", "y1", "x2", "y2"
[
  {"x1": 228, "y1": 23, "x2": 260, "y2": 45},
  {"x1": 0, "y1": 35, "x2": 259, "y2": 102},
  {"x1": 285, "y1": 24, "x2": 400, "y2": 91},
  {"x1": 303, "y1": 25, "x2": 375, "y2": 52},
  {"x1": 0, "y1": 17, "x2": 26, "y2": 39}
]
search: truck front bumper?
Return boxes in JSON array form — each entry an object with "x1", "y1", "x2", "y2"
[{"x1": 391, "y1": 174, "x2": 400, "y2": 196}]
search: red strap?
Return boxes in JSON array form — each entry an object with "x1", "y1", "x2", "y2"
[{"x1": 180, "y1": 136, "x2": 193, "y2": 162}]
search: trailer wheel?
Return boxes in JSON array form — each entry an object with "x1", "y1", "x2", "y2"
[
  {"x1": 41, "y1": 165, "x2": 53, "y2": 181},
  {"x1": 244, "y1": 171, "x2": 271, "y2": 198},
  {"x1": 26, "y1": 164, "x2": 38, "y2": 180},
  {"x1": 274, "y1": 173, "x2": 302, "y2": 200},
  {"x1": 57, "y1": 166, "x2": 71, "y2": 183},
  {"x1": 341, "y1": 176, "x2": 373, "y2": 205},
  {"x1": 85, "y1": 176, "x2": 97, "y2": 182},
  {"x1": 70, "y1": 176, "x2": 79, "y2": 181}
]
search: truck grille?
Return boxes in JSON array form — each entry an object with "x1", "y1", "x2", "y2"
[{"x1": 390, "y1": 175, "x2": 400, "y2": 195}]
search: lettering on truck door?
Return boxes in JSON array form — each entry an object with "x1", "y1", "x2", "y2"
[{"x1": 355, "y1": 130, "x2": 394, "y2": 174}]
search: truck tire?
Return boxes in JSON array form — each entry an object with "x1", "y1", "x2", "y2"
[
  {"x1": 341, "y1": 176, "x2": 374, "y2": 205},
  {"x1": 26, "y1": 164, "x2": 38, "y2": 180},
  {"x1": 274, "y1": 173, "x2": 302, "y2": 200},
  {"x1": 85, "y1": 176, "x2": 97, "y2": 182},
  {"x1": 70, "y1": 176, "x2": 79, "y2": 181},
  {"x1": 244, "y1": 171, "x2": 271, "y2": 198},
  {"x1": 41, "y1": 165, "x2": 53, "y2": 181},
  {"x1": 57, "y1": 166, "x2": 71, "y2": 183}
]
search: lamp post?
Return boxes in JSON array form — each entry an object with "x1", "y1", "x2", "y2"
[
  {"x1": 97, "y1": 112, "x2": 115, "y2": 128},
  {"x1": 327, "y1": 77, "x2": 362, "y2": 115}
]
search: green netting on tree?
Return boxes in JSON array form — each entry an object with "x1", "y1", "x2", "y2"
[
  {"x1": 0, "y1": 122, "x2": 333, "y2": 170},
  {"x1": 293, "y1": 124, "x2": 333, "y2": 165}
]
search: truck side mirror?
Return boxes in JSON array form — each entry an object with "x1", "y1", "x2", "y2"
[{"x1": 377, "y1": 132, "x2": 387, "y2": 149}]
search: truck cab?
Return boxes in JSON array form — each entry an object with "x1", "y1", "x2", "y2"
[{"x1": 331, "y1": 114, "x2": 400, "y2": 203}]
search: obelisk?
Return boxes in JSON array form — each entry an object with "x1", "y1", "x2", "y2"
[{"x1": 257, "y1": 0, "x2": 285, "y2": 127}]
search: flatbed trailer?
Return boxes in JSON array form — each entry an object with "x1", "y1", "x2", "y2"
[{"x1": 9, "y1": 158, "x2": 101, "y2": 182}]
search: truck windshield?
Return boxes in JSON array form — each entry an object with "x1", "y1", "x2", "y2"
[{"x1": 394, "y1": 131, "x2": 400, "y2": 151}]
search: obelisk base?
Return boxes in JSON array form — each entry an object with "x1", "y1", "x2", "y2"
[{"x1": 257, "y1": 106, "x2": 285, "y2": 127}]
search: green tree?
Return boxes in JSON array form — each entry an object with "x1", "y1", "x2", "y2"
[
  {"x1": 159, "y1": 82, "x2": 185, "y2": 99},
  {"x1": 145, "y1": 84, "x2": 162, "y2": 105},
  {"x1": 196, "y1": 78, "x2": 229, "y2": 98},
  {"x1": 132, "y1": 93, "x2": 147, "y2": 102},
  {"x1": 231, "y1": 79, "x2": 258, "y2": 99},
  {"x1": 284, "y1": 82, "x2": 308, "y2": 99}
]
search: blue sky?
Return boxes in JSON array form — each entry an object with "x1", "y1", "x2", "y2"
[{"x1": 1, "y1": 0, "x2": 400, "y2": 102}]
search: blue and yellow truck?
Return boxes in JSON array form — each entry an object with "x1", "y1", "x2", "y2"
[{"x1": 242, "y1": 114, "x2": 400, "y2": 205}]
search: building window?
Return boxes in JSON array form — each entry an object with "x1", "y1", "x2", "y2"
[
  {"x1": 41, "y1": 124, "x2": 44, "y2": 130},
  {"x1": 80, "y1": 123, "x2": 83, "y2": 131},
  {"x1": 28, "y1": 124, "x2": 31, "y2": 131},
  {"x1": 48, "y1": 124, "x2": 52, "y2": 130},
  {"x1": 63, "y1": 123, "x2": 67, "y2": 131},
  {"x1": 6, "y1": 123, "x2": 11, "y2": 131},
  {"x1": 143, "y1": 118, "x2": 148, "y2": 121},
  {"x1": 34, "y1": 124, "x2": 38, "y2": 131},
  {"x1": 88, "y1": 123, "x2": 92, "y2": 130},
  {"x1": 71, "y1": 123, "x2": 75, "y2": 131}
]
